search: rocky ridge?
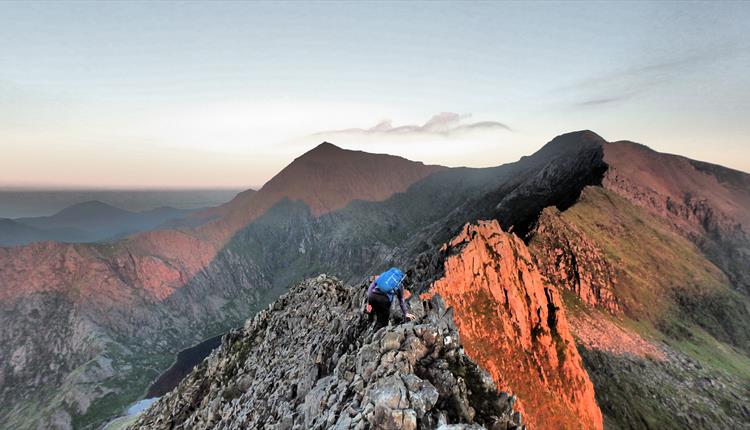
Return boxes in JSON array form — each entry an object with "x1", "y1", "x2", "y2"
[
  {"x1": 132, "y1": 275, "x2": 524, "y2": 430},
  {"x1": 424, "y1": 221, "x2": 603, "y2": 430}
]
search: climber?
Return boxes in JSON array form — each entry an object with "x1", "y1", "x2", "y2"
[{"x1": 364, "y1": 267, "x2": 416, "y2": 329}]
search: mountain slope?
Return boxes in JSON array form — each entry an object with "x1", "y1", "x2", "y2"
[
  {"x1": 0, "y1": 144, "x2": 454, "y2": 429},
  {"x1": 205, "y1": 142, "x2": 446, "y2": 238},
  {"x1": 0, "y1": 218, "x2": 91, "y2": 246},
  {"x1": 602, "y1": 141, "x2": 750, "y2": 292},
  {"x1": 529, "y1": 185, "x2": 750, "y2": 428}
]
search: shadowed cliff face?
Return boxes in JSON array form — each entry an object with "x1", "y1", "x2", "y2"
[
  {"x1": 424, "y1": 221, "x2": 603, "y2": 430},
  {"x1": 530, "y1": 206, "x2": 620, "y2": 313}
]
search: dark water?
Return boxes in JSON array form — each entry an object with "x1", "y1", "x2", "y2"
[{"x1": 146, "y1": 334, "x2": 224, "y2": 397}]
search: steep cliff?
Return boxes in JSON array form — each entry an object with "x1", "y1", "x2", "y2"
[
  {"x1": 132, "y1": 275, "x2": 525, "y2": 429},
  {"x1": 424, "y1": 221, "x2": 603, "y2": 430}
]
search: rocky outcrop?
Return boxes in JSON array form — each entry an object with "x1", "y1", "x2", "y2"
[
  {"x1": 131, "y1": 275, "x2": 524, "y2": 430},
  {"x1": 529, "y1": 206, "x2": 619, "y2": 313},
  {"x1": 424, "y1": 221, "x2": 603, "y2": 430}
]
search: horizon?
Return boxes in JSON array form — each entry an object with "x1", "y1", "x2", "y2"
[
  {"x1": 2, "y1": 1, "x2": 749, "y2": 187},
  {"x1": 0, "y1": 184, "x2": 252, "y2": 191},
  {"x1": 5, "y1": 131, "x2": 749, "y2": 192}
]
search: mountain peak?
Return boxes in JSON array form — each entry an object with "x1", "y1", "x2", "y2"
[
  {"x1": 425, "y1": 220, "x2": 603, "y2": 430},
  {"x1": 264, "y1": 145, "x2": 445, "y2": 213},
  {"x1": 303, "y1": 141, "x2": 344, "y2": 157},
  {"x1": 550, "y1": 130, "x2": 606, "y2": 145},
  {"x1": 313, "y1": 141, "x2": 341, "y2": 150},
  {"x1": 214, "y1": 145, "x2": 446, "y2": 234},
  {"x1": 530, "y1": 130, "x2": 608, "y2": 162}
]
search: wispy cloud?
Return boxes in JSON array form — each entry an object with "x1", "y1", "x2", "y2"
[
  {"x1": 574, "y1": 92, "x2": 641, "y2": 107},
  {"x1": 284, "y1": 112, "x2": 515, "y2": 168},
  {"x1": 310, "y1": 112, "x2": 511, "y2": 139},
  {"x1": 561, "y1": 45, "x2": 747, "y2": 108}
]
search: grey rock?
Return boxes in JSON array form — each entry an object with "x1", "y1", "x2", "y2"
[
  {"x1": 130, "y1": 275, "x2": 524, "y2": 430},
  {"x1": 381, "y1": 331, "x2": 405, "y2": 353}
]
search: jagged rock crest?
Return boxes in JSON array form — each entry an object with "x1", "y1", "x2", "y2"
[{"x1": 131, "y1": 275, "x2": 524, "y2": 429}]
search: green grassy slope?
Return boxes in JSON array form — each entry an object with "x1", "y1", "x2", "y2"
[
  {"x1": 560, "y1": 187, "x2": 750, "y2": 353},
  {"x1": 540, "y1": 186, "x2": 750, "y2": 429}
]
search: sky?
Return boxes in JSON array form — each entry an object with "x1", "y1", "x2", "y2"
[{"x1": 1, "y1": 1, "x2": 749, "y2": 189}]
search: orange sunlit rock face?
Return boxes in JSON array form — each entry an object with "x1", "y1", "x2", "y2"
[{"x1": 424, "y1": 220, "x2": 603, "y2": 430}]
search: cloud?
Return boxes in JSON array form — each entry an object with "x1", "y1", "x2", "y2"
[
  {"x1": 575, "y1": 91, "x2": 641, "y2": 107},
  {"x1": 284, "y1": 112, "x2": 518, "y2": 170},
  {"x1": 560, "y1": 45, "x2": 748, "y2": 108},
  {"x1": 311, "y1": 112, "x2": 511, "y2": 139}
]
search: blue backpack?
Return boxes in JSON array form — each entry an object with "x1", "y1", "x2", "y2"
[{"x1": 376, "y1": 267, "x2": 405, "y2": 301}]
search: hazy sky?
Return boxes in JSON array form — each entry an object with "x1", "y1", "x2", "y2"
[{"x1": 1, "y1": 1, "x2": 749, "y2": 188}]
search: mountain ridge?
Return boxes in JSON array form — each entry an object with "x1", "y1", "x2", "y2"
[{"x1": 2, "y1": 131, "x2": 748, "y2": 429}]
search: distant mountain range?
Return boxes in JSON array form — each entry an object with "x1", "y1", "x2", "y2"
[
  {"x1": 0, "y1": 188, "x2": 243, "y2": 219},
  {"x1": 1, "y1": 132, "x2": 748, "y2": 430},
  {"x1": 0, "y1": 201, "x2": 205, "y2": 246}
]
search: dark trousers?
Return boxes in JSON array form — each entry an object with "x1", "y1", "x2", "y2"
[{"x1": 368, "y1": 292, "x2": 391, "y2": 330}]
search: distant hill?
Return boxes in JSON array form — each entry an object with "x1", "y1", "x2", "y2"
[
  {"x1": 0, "y1": 188, "x2": 242, "y2": 219},
  {"x1": 3, "y1": 201, "x2": 195, "y2": 246}
]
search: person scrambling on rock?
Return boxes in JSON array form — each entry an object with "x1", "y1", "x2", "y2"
[{"x1": 365, "y1": 267, "x2": 415, "y2": 329}]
